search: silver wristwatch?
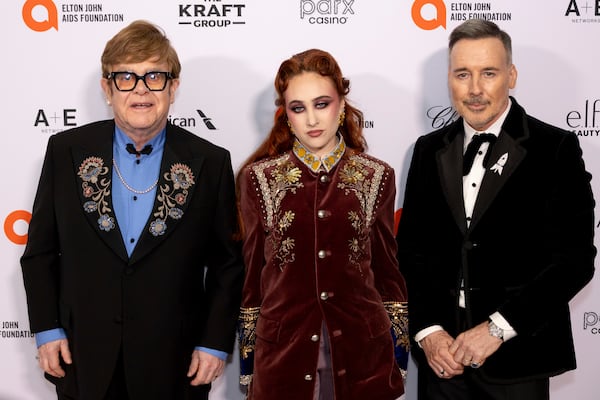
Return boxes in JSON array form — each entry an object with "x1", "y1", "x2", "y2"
[{"x1": 488, "y1": 320, "x2": 504, "y2": 340}]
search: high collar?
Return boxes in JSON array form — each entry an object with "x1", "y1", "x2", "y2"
[{"x1": 292, "y1": 135, "x2": 346, "y2": 173}]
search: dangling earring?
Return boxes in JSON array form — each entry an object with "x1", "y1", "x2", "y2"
[
  {"x1": 287, "y1": 120, "x2": 294, "y2": 134},
  {"x1": 338, "y1": 109, "x2": 345, "y2": 127}
]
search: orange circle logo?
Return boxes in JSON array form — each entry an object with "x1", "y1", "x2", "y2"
[
  {"x1": 412, "y1": 0, "x2": 446, "y2": 30},
  {"x1": 23, "y1": 0, "x2": 59, "y2": 32},
  {"x1": 5, "y1": 210, "x2": 31, "y2": 245}
]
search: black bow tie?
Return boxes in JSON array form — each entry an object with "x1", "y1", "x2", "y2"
[
  {"x1": 126, "y1": 143, "x2": 153, "y2": 157},
  {"x1": 463, "y1": 133, "x2": 497, "y2": 176}
]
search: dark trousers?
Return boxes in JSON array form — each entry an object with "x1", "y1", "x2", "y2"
[
  {"x1": 56, "y1": 351, "x2": 210, "y2": 400},
  {"x1": 56, "y1": 350, "x2": 130, "y2": 400},
  {"x1": 418, "y1": 367, "x2": 549, "y2": 400}
]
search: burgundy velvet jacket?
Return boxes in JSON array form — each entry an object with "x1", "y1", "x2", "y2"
[{"x1": 238, "y1": 139, "x2": 408, "y2": 400}]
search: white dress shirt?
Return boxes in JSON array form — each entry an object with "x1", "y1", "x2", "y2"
[{"x1": 415, "y1": 99, "x2": 516, "y2": 345}]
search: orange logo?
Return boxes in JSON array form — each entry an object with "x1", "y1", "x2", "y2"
[
  {"x1": 22, "y1": 0, "x2": 58, "y2": 32},
  {"x1": 412, "y1": 0, "x2": 446, "y2": 30},
  {"x1": 4, "y1": 210, "x2": 31, "y2": 245}
]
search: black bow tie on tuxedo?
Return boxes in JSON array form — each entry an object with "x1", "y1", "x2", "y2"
[
  {"x1": 463, "y1": 133, "x2": 497, "y2": 176},
  {"x1": 126, "y1": 143, "x2": 153, "y2": 157}
]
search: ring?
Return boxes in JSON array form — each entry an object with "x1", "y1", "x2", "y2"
[
  {"x1": 439, "y1": 369, "x2": 445, "y2": 376},
  {"x1": 470, "y1": 362, "x2": 480, "y2": 369}
]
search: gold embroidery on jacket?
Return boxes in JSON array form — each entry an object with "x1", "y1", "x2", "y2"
[
  {"x1": 384, "y1": 301, "x2": 410, "y2": 352},
  {"x1": 338, "y1": 155, "x2": 386, "y2": 269},
  {"x1": 252, "y1": 155, "x2": 303, "y2": 269},
  {"x1": 347, "y1": 211, "x2": 366, "y2": 271},
  {"x1": 238, "y1": 306, "x2": 260, "y2": 385},
  {"x1": 239, "y1": 306, "x2": 260, "y2": 360},
  {"x1": 338, "y1": 155, "x2": 385, "y2": 227},
  {"x1": 293, "y1": 137, "x2": 346, "y2": 172}
]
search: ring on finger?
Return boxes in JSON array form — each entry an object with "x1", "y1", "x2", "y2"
[{"x1": 439, "y1": 369, "x2": 445, "y2": 376}]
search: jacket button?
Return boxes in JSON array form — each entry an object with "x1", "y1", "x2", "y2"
[
  {"x1": 304, "y1": 374, "x2": 313, "y2": 381},
  {"x1": 318, "y1": 250, "x2": 327, "y2": 259},
  {"x1": 310, "y1": 334, "x2": 320, "y2": 342},
  {"x1": 320, "y1": 175, "x2": 330, "y2": 183},
  {"x1": 317, "y1": 210, "x2": 327, "y2": 219},
  {"x1": 124, "y1": 268, "x2": 134, "y2": 275},
  {"x1": 320, "y1": 292, "x2": 329, "y2": 300}
]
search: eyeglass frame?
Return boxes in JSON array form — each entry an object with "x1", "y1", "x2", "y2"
[{"x1": 106, "y1": 71, "x2": 174, "y2": 92}]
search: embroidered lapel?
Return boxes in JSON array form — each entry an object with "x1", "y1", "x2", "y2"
[{"x1": 72, "y1": 128, "x2": 128, "y2": 262}]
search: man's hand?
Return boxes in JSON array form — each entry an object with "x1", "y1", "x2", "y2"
[
  {"x1": 449, "y1": 321, "x2": 502, "y2": 369},
  {"x1": 420, "y1": 330, "x2": 464, "y2": 379},
  {"x1": 187, "y1": 350, "x2": 225, "y2": 386},
  {"x1": 37, "y1": 338, "x2": 72, "y2": 378}
]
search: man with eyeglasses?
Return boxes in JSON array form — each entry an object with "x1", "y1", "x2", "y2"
[{"x1": 21, "y1": 20, "x2": 243, "y2": 400}]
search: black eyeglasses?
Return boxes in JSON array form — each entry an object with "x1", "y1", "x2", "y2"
[{"x1": 107, "y1": 71, "x2": 173, "y2": 92}]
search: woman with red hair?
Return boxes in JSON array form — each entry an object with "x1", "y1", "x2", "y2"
[{"x1": 237, "y1": 49, "x2": 408, "y2": 400}]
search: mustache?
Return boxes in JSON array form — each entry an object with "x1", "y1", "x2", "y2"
[{"x1": 464, "y1": 97, "x2": 489, "y2": 106}]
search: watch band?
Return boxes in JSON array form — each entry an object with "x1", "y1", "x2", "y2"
[{"x1": 488, "y1": 320, "x2": 504, "y2": 340}]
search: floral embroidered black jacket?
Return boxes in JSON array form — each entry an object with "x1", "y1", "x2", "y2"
[{"x1": 21, "y1": 120, "x2": 244, "y2": 399}]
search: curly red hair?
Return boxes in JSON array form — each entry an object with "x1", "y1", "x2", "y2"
[{"x1": 240, "y1": 48, "x2": 366, "y2": 170}]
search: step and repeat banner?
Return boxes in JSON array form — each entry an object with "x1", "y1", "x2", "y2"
[{"x1": 1, "y1": 1, "x2": 598, "y2": 399}]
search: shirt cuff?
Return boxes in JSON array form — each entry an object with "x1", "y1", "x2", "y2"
[
  {"x1": 195, "y1": 346, "x2": 228, "y2": 361},
  {"x1": 35, "y1": 328, "x2": 67, "y2": 348},
  {"x1": 414, "y1": 325, "x2": 444, "y2": 347},
  {"x1": 490, "y1": 312, "x2": 517, "y2": 341}
]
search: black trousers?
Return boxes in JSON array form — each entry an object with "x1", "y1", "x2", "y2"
[
  {"x1": 418, "y1": 366, "x2": 549, "y2": 400},
  {"x1": 56, "y1": 351, "x2": 210, "y2": 400}
]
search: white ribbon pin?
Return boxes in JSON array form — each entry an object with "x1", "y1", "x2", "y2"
[{"x1": 490, "y1": 153, "x2": 508, "y2": 175}]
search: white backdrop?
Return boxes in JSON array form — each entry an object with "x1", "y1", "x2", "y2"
[{"x1": 1, "y1": 1, "x2": 599, "y2": 399}]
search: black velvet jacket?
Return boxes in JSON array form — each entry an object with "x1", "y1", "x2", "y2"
[{"x1": 397, "y1": 97, "x2": 595, "y2": 383}]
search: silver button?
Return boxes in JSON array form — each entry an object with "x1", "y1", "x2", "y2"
[
  {"x1": 310, "y1": 334, "x2": 320, "y2": 342},
  {"x1": 318, "y1": 250, "x2": 327, "y2": 259},
  {"x1": 320, "y1": 292, "x2": 329, "y2": 300},
  {"x1": 317, "y1": 210, "x2": 327, "y2": 218},
  {"x1": 320, "y1": 175, "x2": 330, "y2": 183},
  {"x1": 304, "y1": 374, "x2": 313, "y2": 381}
]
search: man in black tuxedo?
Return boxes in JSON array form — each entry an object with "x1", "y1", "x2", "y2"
[
  {"x1": 396, "y1": 19, "x2": 595, "y2": 400},
  {"x1": 21, "y1": 20, "x2": 243, "y2": 400}
]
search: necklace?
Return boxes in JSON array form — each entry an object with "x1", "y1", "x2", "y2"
[{"x1": 112, "y1": 159, "x2": 159, "y2": 194}]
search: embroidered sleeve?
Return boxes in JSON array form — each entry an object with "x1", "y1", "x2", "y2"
[
  {"x1": 384, "y1": 301, "x2": 410, "y2": 378},
  {"x1": 238, "y1": 306, "x2": 260, "y2": 385}
]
